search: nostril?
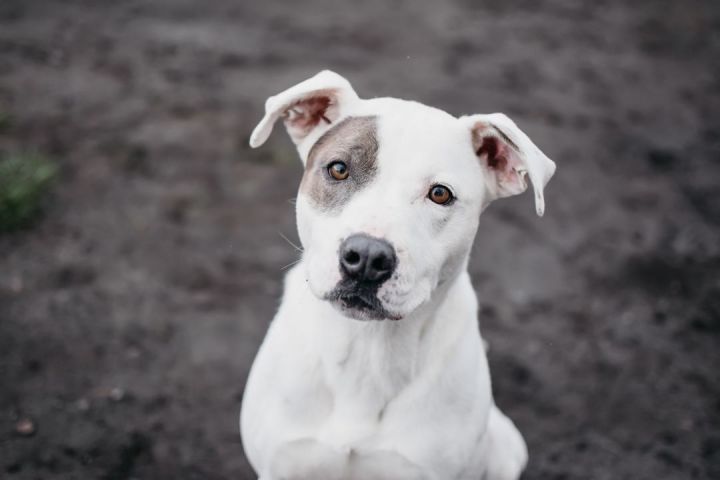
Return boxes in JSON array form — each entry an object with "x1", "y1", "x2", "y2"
[
  {"x1": 371, "y1": 256, "x2": 388, "y2": 272},
  {"x1": 344, "y1": 250, "x2": 361, "y2": 265}
]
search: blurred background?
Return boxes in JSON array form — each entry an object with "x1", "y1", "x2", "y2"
[{"x1": 0, "y1": 0, "x2": 718, "y2": 479}]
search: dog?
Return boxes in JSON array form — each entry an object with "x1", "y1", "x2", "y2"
[{"x1": 240, "y1": 70, "x2": 556, "y2": 480}]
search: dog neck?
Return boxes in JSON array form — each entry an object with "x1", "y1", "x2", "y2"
[{"x1": 305, "y1": 260, "x2": 478, "y2": 406}]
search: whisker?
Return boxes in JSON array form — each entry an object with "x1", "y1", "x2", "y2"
[
  {"x1": 280, "y1": 258, "x2": 302, "y2": 271},
  {"x1": 278, "y1": 232, "x2": 304, "y2": 253}
]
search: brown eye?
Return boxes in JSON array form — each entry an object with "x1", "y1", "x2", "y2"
[
  {"x1": 428, "y1": 184, "x2": 454, "y2": 205},
  {"x1": 328, "y1": 161, "x2": 349, "y2": 180}
]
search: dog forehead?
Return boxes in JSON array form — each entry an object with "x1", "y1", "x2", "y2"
[
  {"x1": 304, "y1": 98, "x2": 463, "y2": 167},
  {"x1": 358, "y1": 98, "x2": 471, "y2": 167},
  {"x1": 360, "y1": 97, "x2": 459, "y2": 135},
  {"x1": 298, "y1": 97, "x2": 463, "y2": 163},
  {"x1": 375, "y1": 106, "x2": 478, "y2": 184}
]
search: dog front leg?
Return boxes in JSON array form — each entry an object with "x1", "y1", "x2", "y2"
[
  {"x1": 263, "y1": 438, "x2": 432, "y2": 480},
  {"x1": 483, "y1": 405, "x2": 528, "y2": 480},
  {"x1": 346, "y1": 448, "x2": 433, "y2": 480},
  {"x1": 265, "y1": 438, "x2": 347, "y2": 480}
]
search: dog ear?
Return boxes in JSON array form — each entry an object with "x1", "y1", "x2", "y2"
[
  {"x1": 461, "y1": 113, "x2": 556, "y2": 216},
  {"x1": 249, "y1": 70, "x2": 359, "y2": 151}
]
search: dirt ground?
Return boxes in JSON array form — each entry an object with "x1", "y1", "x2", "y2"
[{"x1": 1, "y1": 0, "x2": 719, "y2": 479}]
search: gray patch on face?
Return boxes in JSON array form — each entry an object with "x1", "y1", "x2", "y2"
[
  {"x1": 300, "y1": 116, "x2": 378, "y2": 213},
  {"x1": 431, "y1": 213, "x2": 451, "y2": 233}
]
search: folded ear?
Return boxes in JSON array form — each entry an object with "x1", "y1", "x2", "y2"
[
  {"x1": 249, "y1": 70, "x2": 359, "y2": 153},
  {"x1": 460, "y1": 113, "x2": 556, "y2": 216}
]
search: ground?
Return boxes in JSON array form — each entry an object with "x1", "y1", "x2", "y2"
[{"x1": 1, "y1": 0, "x2": 719, "y2": 479}]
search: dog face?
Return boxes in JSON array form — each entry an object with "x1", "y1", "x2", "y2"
[{"x1": 250, "y1": 71, "x2": 555, "y2": 321}]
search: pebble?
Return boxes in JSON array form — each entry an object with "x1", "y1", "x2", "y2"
[
  {"x1": 109, "y1": 387, "x2": 125, "y2": 402},
  {"x1": 75, "y1": 398, "x2": 90, "y2": 412},
  {"x1": 15, "y1": 418, "x2": 35, "y2": 436},
  {"x1": 92, "y1": 386, "x2": 126, "y2": 402}
]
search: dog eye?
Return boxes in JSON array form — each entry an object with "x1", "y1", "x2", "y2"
[
  {"x1": 328, "y1": 161, "x2": 349, "y2": 180},
  {"x1": 428, "y1": 184, "x2": 454, "y2": 205}
]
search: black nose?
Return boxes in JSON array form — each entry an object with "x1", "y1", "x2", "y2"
[{"x1": 339, "y1": 234, "x2": 397, "y2": 284}]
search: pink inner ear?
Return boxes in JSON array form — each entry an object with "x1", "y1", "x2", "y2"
[
  {"x1": 285, "y1": 96, "x2": 333, "y2": 133},
  {"x1": 472, "y1": 126, "x2": 527, "y2": 196},
  {"x1": 476, "y1": 136, "x2": 508, "y2": 171}
]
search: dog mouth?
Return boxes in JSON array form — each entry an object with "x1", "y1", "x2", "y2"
[{"x1": 325, "y1": 283, "x2": 401, "y2": 321}]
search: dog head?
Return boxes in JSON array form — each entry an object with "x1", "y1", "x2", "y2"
[{"x1": 250, "y1": 71, "x2": 556, "y2": 321}]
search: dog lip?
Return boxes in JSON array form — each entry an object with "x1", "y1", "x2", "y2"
[
  {"x1": 335, "y1": 291, "x2": 383, "y2": 315},
  {"x1": 325, "y1": 283, "x2": 400, "y2": 321}
]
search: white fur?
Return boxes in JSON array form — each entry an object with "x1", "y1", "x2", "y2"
[{"x1": 241, "y1": 71, "x2": 555, "y2": 479}]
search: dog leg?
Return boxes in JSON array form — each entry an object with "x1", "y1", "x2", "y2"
[
  {"x1": 483, "y1": 406, "x2": 528, "y2": 480},
  {"x1": 267, "y1": 438, "x2": 347, "y2": 480},
  {"x1": 265, "y1": 438, "x2": 432, "y2": 480},
  {"x1": 347, "y1": 448, "x2": 432, "y2": 480}
]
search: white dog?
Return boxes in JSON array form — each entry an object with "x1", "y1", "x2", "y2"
[{"x1": 241, "y1": 71, "x2": 556, "y2": 480}]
